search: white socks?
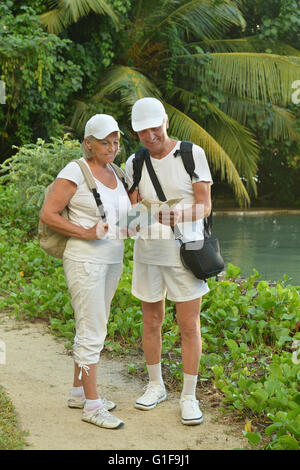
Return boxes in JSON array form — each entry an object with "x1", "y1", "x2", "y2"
[
  {"x1": 181, "y1": 373, "x2": 198, "y2": 398},
  {"x1": 71, "y1": 387, "x2": 103, "y2": 411},
  {"x1": 71, "y1": 386, "x2": 84, "y2": 397},
  {"x1": 84, "y1": 398, "x2": 103, "y2": 411},
  {"x1": 147, "y1": 363, "x2": 164, "y2": 387},
  {"x1": 146, "y1": 365, "x2": 198, "y2": 398}
]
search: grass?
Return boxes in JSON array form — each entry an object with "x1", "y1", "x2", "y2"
[{"x1": 0, "y1": 385, "x2": 28, "y2": 450}]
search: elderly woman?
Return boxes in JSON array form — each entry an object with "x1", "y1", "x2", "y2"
[{"x1": 40, "y1": 114, "x2": 131, "y2": 429}]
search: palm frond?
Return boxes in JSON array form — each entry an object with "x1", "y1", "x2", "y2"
[
  {"x1": 220, "y1": 97, "x2": 300, "y2": 142},
  {"x1": 204, "y1": 103, "x2": 258, "y2": 194},
  {"x1": 168, "y1": 86, "x2": 259, "y2": 188},
  {"x1": 39, "y1": 0, "x2": 119, "y2": 33},
  {"x1": 165, "y1": 102, "x2": 251, "y2": 204},
  {"x1": 39, "y1": 8, "x2": 66, "y2": 34},
  {"x1": 139, "y1": 0, "x2": 245, "y2": 50},
  {"x1": 91, "y1": 65, "x2": 161, "y2": 104},
  {"x1": 190, "y1": 37, "x2": 300, "y2": 56},
  {"x1": 210, "y1": 53, "x2": 300, "y2": 107},
  {"x1": 71, "y1": 66, "x2": 161, "y2": 135},
  {"x1": 173, "y1": 52, "x2": 300, "y2": 107},
  {"x1": 70, "y1": 99, "x2": 90, "y2": 135}
]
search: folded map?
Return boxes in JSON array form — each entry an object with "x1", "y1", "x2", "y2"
[{"x1": 116, "y1": 198, "x2": 183, "y2": 229}]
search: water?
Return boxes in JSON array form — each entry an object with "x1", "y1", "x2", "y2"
[{"x1": 213, "y1": 212, "x2": 300, "y2": 285}]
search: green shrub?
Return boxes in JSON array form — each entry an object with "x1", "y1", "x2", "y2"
[{"x1": 0, "y1": 136, "x2": 83, "y2": 230}]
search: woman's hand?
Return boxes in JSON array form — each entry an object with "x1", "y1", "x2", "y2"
[
  {"x1": 95, "y1": 221, "x2": 109, "y2": 239},
  {"x1": 84, "y1": 221, "x2": 109, "y2": 240}
]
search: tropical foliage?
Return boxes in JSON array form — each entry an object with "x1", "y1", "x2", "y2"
[
  {"x1": 38, "y1": 0, "x2": 300, "y2": 205},
  {"x1": 0, "y1": 2, "x2": 83, "y2": 161},
  {"x1": 0, "y1": 0, "x2": 300, "y2": 204}
]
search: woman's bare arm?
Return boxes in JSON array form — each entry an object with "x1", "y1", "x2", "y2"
[{"x1": 40, "y1": 178, "x2": 102, "y2": 240}]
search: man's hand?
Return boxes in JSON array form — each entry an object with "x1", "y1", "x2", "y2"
[{"x1": 155, "y1": 208, "x2": 181, "y2": 227}]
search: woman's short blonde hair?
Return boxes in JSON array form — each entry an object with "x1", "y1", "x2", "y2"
[
  {"x1": 81, "y1": 135, "x2": 96, "y2": 160},
  {"x1": 81, "y1": 134, "x2": 121, "y2": 160}
]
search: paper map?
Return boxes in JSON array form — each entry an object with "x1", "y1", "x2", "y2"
[{"x1": 116, "y1": 198, "x2": 183, "y2": 229}]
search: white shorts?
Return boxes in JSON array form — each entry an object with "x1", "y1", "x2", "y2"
[
  {"x1": 132, "y1": 262, "x2": 209, "y2": 303},
  {"x1": 63, "y1": 258, "x2": 123, "y2": 366}
]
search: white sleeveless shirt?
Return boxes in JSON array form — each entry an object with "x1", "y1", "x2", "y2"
[{"x1": 57, "y1": 158, "x2": 131, "y2": 264}]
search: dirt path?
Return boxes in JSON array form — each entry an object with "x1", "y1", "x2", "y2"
[{"x1": 0, "y1": 312, "x2": 248, "y2": 451}]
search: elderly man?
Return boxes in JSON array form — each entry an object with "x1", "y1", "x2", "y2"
[{"x1": 125, "y1": 97, "x2": 212, "y2": 425}]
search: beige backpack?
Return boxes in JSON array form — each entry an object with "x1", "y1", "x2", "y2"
[{"x1": 38, "y1": 159, "x2": 126, "y2": 259}]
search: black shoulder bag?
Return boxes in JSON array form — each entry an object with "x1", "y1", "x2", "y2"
[{"x1": 144, "y1": 154, "x2": 225, "y2": 281}]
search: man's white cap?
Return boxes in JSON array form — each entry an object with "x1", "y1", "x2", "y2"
[
  {"x1": 131, "y1": 97, "x2": 166, "y2": 132},
  {"x1": 84, "y1": 114, "x2": 123, "y2": 139}
]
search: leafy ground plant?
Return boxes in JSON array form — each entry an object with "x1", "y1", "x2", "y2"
[{"x1": 0, "y1": 177, "x2": 299, "y2": 450}]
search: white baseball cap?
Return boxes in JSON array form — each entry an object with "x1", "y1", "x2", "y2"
[
  {"x1": 131, "y1": 97, "x2": 167, "y2": 132},
  {"x1": 84, "y1": 114, "x2": 123, "y2": 139}
]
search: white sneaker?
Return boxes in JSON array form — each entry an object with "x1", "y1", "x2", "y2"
[
  {"x1": 135, "y1": 382, "x2": 167, "y2": 410},
  {"x1": 82, "y1": 406, "x2": 123, "y2": 429},
  {"x1": 180, "y1": 395, "x2": 203, "y2": 425},
  {"x1": 68, "y1": 395, "x2": 116, "y2": 411}
]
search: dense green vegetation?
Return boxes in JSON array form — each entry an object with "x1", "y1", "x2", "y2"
[
  {"x1": 1, "y1": 0, "x2": 300, "y2": 206},
  {"x1": 0, "y1": 138, "x2": 299, "y2": 450}
]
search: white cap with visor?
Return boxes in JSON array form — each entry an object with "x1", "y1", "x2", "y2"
[
  {"x1": 84, "y1": 114, "x2": 123, "y2": 139},
  {"x1": 131, "y1": 97, "x2": 167, "y2": 132}
]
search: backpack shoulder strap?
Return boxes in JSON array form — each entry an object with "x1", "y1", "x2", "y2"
[
  {"x1": 128, "y1": 147, "x2": 150, "y2": 193},
  {"x1": 174, "y1": 141, "x2": 212, "y2": 230},
  {"x1": 74, "y1": 159, "x2": 106, "y2": 221},
  {"x1": 174, "y1": 141, "x2": 199, "y2": 181},
  {"x1": 74, "y1": 159, "x2": 97, "y2": 191}
]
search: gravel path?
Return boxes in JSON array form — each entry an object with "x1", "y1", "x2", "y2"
[{"x1": 0, "y1": 312, "x2": 248, "y2": 451}]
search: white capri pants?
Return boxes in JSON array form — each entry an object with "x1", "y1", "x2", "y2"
[{"x1": 63, "y1": 258, "x2": 123, "y2": 373}]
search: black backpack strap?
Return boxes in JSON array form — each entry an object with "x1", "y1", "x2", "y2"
[
  {"x1": 174, "y1": 140, "x2": 212, "y2": 232},
  {"x1": 128, "y1": 147, "x2": 149, "y2": 193},
  {"x1": 174, "y1": 141, "x2": 199, "y2": 181},
  {"x1": 144, "y1": 153, "x2": 167, "y2": 202}
]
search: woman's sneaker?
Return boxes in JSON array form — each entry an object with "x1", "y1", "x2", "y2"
[
  {"x1": 135, "y1": 381, "x2": 167, "y2": 410},
  {"x1": 68, "y1": 395, "x2": 116, "y2": 411},
  {"x1": 180, "y1": 395, "x2": 203, "y2": 425},
  {"x1": 82, "y1": 406, "x2": 123, "y2": 429}
]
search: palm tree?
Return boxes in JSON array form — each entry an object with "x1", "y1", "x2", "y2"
[
  {"x1": 40, "y1": 0, "x2": 300, "y2": 205},
  {"x1": 39, "y1": 0, "x2": 120, "y2": 33}
]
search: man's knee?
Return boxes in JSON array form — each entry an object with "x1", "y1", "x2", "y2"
[
  {"x1": 177, "y1": 311, "x2": 200, "y2": 339},
  {"x1": 143, "y1": 313, "x2": 164, "y2": 331},
  {"x1": 142, "y1": 301, "x2": 164, "y2": 331}
]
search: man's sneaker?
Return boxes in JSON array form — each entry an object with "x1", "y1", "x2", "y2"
[
  {"x1": 82, "y1": 406, "x2": 123, "y2": 429},
  {"x1": 180, "y1": 395, "x2": 203, "y2": 425},
  {"x1": 68, "y1": 395, "x2": 116, "y2": 411},
  {"x1": 135, "y1": 381, "x2": 167, "y2": 410}
]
